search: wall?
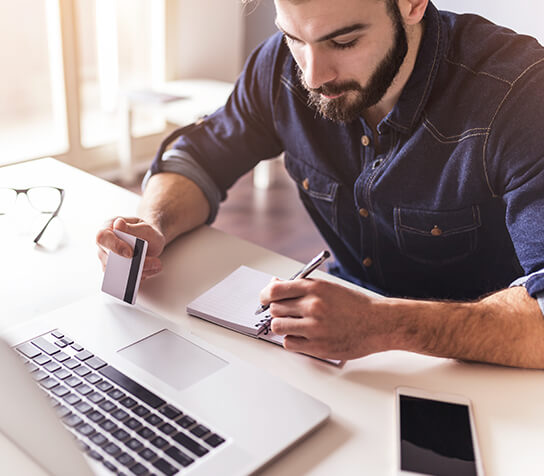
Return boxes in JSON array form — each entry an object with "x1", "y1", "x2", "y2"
[
  {"x1": 167, "y1": 0, "x2": 245, "y2": 82},
  {"x1": 433, "y1": 0, "x2": 544, "y2": 45}
]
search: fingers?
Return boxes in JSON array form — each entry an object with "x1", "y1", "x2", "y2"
[
  {"x1": 96, "y1": 227, "x2": 133, "y2": 258},
  {"x1": 259, "y1": 277, "x2": 314, "y2": 309}
]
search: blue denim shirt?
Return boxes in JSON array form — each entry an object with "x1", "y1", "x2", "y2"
[{"x1": 148, "y1": 2, "x2": 544, "y2": 304}]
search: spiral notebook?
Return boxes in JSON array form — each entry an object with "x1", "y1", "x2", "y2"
[{"x1": 186, "y1": 266, "x2": 341, "y2": 365}]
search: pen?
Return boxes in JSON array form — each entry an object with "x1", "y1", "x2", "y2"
[{"x1": 254, "y1": 250, "x2": 331, "y2": 315}]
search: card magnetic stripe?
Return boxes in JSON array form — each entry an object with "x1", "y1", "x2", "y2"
[{"x1": 123, "y1": 238, "x2": 145, "y2": 304}]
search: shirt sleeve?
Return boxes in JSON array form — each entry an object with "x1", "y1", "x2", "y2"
[{"x1": 486, "y1": 55, "x2": 544, "y2": 301}]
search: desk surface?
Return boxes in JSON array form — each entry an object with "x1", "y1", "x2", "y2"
[{"x1": 2, "y1": 158, "x2": 544, "y2": 475}]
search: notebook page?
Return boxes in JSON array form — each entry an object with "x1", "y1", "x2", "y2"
[{"x1": 186, "y1": 266, "x2": 273, "y2": 336}]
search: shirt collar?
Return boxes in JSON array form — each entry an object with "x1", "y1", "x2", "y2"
[{"x1": 379, "y1": 2, "x2": 446, "y2": 135}]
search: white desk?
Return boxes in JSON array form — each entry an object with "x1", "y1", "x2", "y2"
[{"x1": 2, "y1": 158, "x2": 544, "y2": 475}]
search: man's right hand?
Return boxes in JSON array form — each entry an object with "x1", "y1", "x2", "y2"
[{"x1": 96, "y1": 217, "x2": 166, "y2": 281}]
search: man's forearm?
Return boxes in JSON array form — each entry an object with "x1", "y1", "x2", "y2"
[
  {"x1": 389, "y1": 286, "x2": 544, "y2": 368},
  {"x1": 138, "y1": 172, "x2": 210, "y2": 246}
]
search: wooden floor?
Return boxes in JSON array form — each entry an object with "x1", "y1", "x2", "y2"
[{"x1": 120, "y1": 160, "x2": 327, "y2": 264}]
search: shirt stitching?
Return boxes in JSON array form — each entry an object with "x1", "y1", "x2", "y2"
[
  {"x1": 423, "y1": 117, "x2": 489, "y2": 143},
  {"x1": 483, "y1": 57, "x2": 544, "y2": 197},
  {"x1": 444, "y1": 57, "x2": 514, "y2": 86}
]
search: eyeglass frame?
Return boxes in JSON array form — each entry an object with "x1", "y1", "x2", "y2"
[{"x1": 0, "y1": 187, "x2": 65, "y2": 243}]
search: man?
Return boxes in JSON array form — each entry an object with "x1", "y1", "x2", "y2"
[{"x1": 97, "y1": 0, "x2": 544, "y2": 368}]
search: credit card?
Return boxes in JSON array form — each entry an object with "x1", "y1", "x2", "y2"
[{"x1": 101, "y1": 229, "x2": 148, "y2": 304}]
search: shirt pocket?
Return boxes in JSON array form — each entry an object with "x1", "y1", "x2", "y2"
[
  {"x1": 284, "y1": 152, "x2": 340, "y2": 233},
  {"x1": 394, "y1": 205, "x2": 481, "y2": 265}
]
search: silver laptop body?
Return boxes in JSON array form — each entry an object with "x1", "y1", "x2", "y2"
[{"x1": 0, "y1": 294, "x2": 330, "y2": 475}]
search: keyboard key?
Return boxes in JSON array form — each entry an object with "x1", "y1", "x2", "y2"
[
  {"x1": 109, "y1": 389, "x2": 125, "y2": 400},
  {"x1": 59, "y1": 336, "x2": 74, "y2": 346},
  {"x1": 32, "y1": 370, "x2": 48, "y2": 381},
  {"x1": 75, "y1": 349, "x2": 93, "y2": 361},
  {"x1": 158, "y1": 423, "x2": 177, "y2": 436},
  {"x1": 104, "y1": 442, "x2": 121, "y2": 457},
  {"x1": 112, "y1": 409, "x2": 129, "y2": 421},
  {"x1": 25, "y1": 361, "x2": 39, "y2": 373},
  {"x1": 74, "y1": 366, "x2": 91, "y2": 377},
  {"x1": 97, "y1": 381, "x2": 114, "y2": 392},
  {"x1": 137, "y1": 427, "x2": 155, "y2": 441},
  {"x1": 53, "y1": 351, "x2": 70, "y2": 362},
  {"x1": 139, "y1": 447, "x2": 157, "y2": 462},
  {"x1": 145, "y1": 414, "x2": 163, "y2": 427},
  {"x1": 40, "y1": 377, "x2": 59, "y2": 390},
  {"x1": 16, "y1": 342, "x2": 41, "y2": 359},
  {"x1": 85, "y1": 373, "x2": 102, "y2": 384},
  {"x1": 87, "y1": 450, "x2": 103, "y2": 461},
  {"x1": 31, "y1": 337, "x2": 59, "y2": 355},
  {"x1": 132, "y1": 405, "x2": 150, "y2": 418},
  {"x1": 51, "y1": 385, "x2": 70, "y2": 398},
  {"x1": 124, "y1": 417, "x2": 142, "y2": 431},
  {"x1": 34, "y1": 354, "x2": 51, "y2": 365},
  {"x1": 76, "y1": 384, "x2": 93, "y2": 395},
  {"x1": 205, "y1": 433, "x2": 225, "y2": 448},
  {"x1": 103, "y1": 461, "x2": 118, "y2": 472},
  {"x1": 120, "y1": 396, "x2": 137, "y2": 408},
  {"x1": 90, "y1": 432, "x2": 109, "y2": 447},
  {"x1": 176, "y1": 415, "x2": 195, "y2": 429},
  {"x1": 51, "y1": 330, "x2": 64, "y2": 339},
  {"x1": 75, "y1": 401, "x2": 93, "y2": 414},
  {"x1": 55, "y1": 405, "x2": 71, "y2": 419},
  {"x1": 150, "y1": 436, "x2": 169, "y2": 450},
  {"x1": 99, "y1": 366, "x2": 165, "y2": 409},
  {"x1": 88, "y1": 391, "x2": 105, "y2": 404},
  {"x1": 112, "y1": 428, "x2": 130, "y2": 442},
  {"x1": 159, "y1": 404, "x2": 182, "y2": 421},
  {"x1": 66, "y1": 376, "x2": 82, "y2": 388},
  {"x1": 99, "y1": 400, "x2": 117, "y2": 413},
  {"x1": 153, "y1": 458, "x2": 178, "y2": 476},
  {"x1": 125, "y1": 438, "x2": 144, "y2": 452},
  {"x1": 56, "y1": 368, "x2": 72, "y2": 380},
  {"x1": 76, "y1": 423, "x2": 95, "y2": 437},
  {"x1": 99, "y1": 419, "x2": 118, "y2": 433},
  {"x1": 63, "y1": 358, "x2": 80, "y2": 370},
  {"x1": 63, "y1": 413, "x2": 83, "y2": 428},
  {"x1": 190, "y1": 424, "x2": 210, "y2": 438},
  {"x1": 173, "y1": 432, "x2": 209, "y2": 457},
  {"x1": 88, "y1": 410, "x2": 105, "y2": 423},
  {"x1": 64, "y1": 393, "x2": 82, "y2": 406},
  {"x1": 165, "y1": 446, "x2": 194, "y2": 467},
  {"x1": 44, "y1": 361, "x2": 61, "y2": 373},
  {"x1": 129, "y1": 462, "x2": 148, "y2": 475},
  {"x1": 54, "y1": 339, "x2": 68, "y2": 348},
  {"x1": 71, "y1": 343, "x2": 84, "y2": 352},
  {"x1": 116, "y1": 452, "x2": 134, "y2": 467},
  {"x1": 86, "y1": 356, "x2": 107, "y2": 370}
]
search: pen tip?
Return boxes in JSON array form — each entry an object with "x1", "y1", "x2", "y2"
[{"x1": 323, "y1": 250, "x2": 330, "y2": 258}]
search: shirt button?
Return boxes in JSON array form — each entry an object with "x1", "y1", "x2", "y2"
[
  {"x1": 302, "y1": 178, "x2": 310, "y2": 190},
  {"x1": 361, "y1": 135, "x2": 371, "y2": 147},
  {"x1": 362, "y1": 257, "x2": 373, "y2": 268},
  {"x1": 431, "y1": 225, "x2": 442, "y2": 236},
  {"x1": 359, "y1": 208, "x2": 369, "y2": 218},
  {"x1": 372, "y1": 159, "x2": 383, "y2": 169}
]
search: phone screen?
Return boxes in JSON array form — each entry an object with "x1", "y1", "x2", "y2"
[{"x1": 399, "y1": 394, "x2": 477, "y2": 476}]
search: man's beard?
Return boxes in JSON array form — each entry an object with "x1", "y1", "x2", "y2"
[{"x1": 299, "y1": 9, "x2": 408, "y2": 123}]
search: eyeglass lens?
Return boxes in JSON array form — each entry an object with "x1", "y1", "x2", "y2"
[{"x1": 0, "y1": 187, "x2": 62, "y2": 214}]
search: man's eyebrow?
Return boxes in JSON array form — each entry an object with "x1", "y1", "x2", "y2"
[{"x1": 275, "y1": 21, "x2": 369, "y2": 43}]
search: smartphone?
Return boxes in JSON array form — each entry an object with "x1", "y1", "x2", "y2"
[{"x1": 396, "y1": 386, "x2": 484, "y2": 476}]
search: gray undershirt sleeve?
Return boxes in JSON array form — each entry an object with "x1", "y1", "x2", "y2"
[{"x1": 141, "y1": 149, "x2": 222, "y2": 224}]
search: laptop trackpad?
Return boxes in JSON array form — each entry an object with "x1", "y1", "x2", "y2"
[{"x1": 118, "y1": 329, "x2": 228, "y2": 391}]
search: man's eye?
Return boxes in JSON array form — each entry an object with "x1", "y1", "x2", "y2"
[{"x1": 331, "y1": 38, "x2": 359, "y2": 50}]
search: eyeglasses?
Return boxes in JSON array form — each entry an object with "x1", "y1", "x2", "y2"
[{"x1": 0, "y1": 186, "x2": 65, "y2": 243}]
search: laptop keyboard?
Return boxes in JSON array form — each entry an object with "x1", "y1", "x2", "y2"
[{"x1": 15, "y1": 330, "x2": 227, "y2": 475}]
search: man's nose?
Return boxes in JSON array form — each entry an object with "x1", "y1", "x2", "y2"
[{"x1": 302, "y1": 46, "x2": 336, "y2": 90}]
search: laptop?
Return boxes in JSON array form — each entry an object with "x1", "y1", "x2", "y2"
[{"x1": 0, "y1": 294, "x2": 330, "y2": 475}]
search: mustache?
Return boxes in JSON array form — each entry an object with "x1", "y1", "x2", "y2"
[{"x1": 310, "y1": 80, "x2": 362, "y2": 96}]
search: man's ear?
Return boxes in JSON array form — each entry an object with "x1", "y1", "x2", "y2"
[{"x1": 398, "y1": 0, "x2": 429, "y2": 26}]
